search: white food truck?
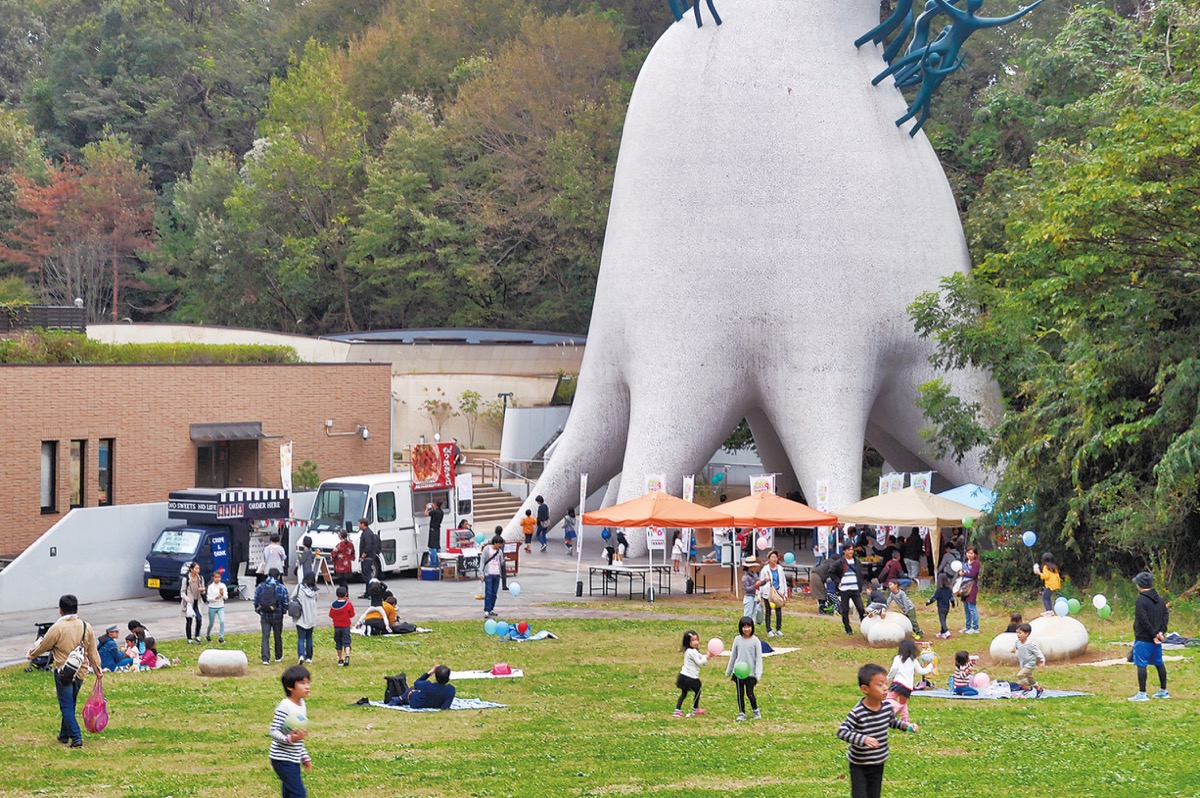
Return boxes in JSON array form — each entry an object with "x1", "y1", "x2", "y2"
[{"x1": 304, "y1": 469, "x2": 474, "y2": 578}]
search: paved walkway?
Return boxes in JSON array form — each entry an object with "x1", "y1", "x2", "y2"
[{"x1": 1, "y1": 546, "x2": 744, "y2": 668}]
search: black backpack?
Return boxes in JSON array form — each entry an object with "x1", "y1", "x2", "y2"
[{"x1": 383, "y1": 673, "x2": 409, "y2": 703}]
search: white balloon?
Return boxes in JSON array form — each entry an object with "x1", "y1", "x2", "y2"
[
  {"x1": 1092, "y1": 594, "x2": 1107, "y2": 609},
  {"x1": 508, "y1": 581, "x2": 521, "y2": 597},
  {"x1": 1054, "y1": 598, "x2": 1069, "y2": 617},
  {"x1": 950, "y1": 560, "x2": 963, "y2": 573}
]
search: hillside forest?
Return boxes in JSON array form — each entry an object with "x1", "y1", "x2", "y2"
[{"x1": 1, "y1": 0, "x2": 1199, "y2": 583}]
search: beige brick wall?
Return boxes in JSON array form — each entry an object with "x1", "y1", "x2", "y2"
[{"x1": 1, "y1": 363, "x2": 392, "y2": 558}]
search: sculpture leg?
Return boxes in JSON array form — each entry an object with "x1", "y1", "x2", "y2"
[
  {"x1": 873, "y1": 49, "x2": 921, "y2": 85},
  {"x1": 759, "y1": 378, "x2": 875, "y2": 513},
  {"x1": 907, "y1": 103, "x2": 932, "y2": 136},
  {"x1": 693, "y1": 0, "x2": 703, "y2": 27},
  {"x1": 668, "y1": 0, "x2": 684, "y2": 23},
  {"x1": 503, "y1": 368, "x2": 631, "y2": 542}
]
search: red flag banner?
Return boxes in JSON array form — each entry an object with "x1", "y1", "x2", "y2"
[{"x1": 411, "y1": 443, "x2": 457, "y2": 492}]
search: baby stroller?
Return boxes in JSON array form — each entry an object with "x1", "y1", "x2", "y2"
[{"x1": 25, "y1": 622, "x2": 56, "y2": 672}]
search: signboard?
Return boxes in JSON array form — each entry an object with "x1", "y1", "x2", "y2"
[
  {"x1": 749, "y1": 474, "x2": 775, "y2": 496},
  {"x1": 644, "y1": 473, "x2": 666, "y2": 494},
  {"x1": 911, "y1": 471, "x2": 932, "y2": 493},
  {"x1": 168, "y1": 489, "x2": 289, "y2": 521},
  {"x1": 211, "y1": 533, "x2": 229, "y2": 579},
  {"x1": 647, "y1": 526, "x2": 666, "y2": 551},
  {"x1": 411, "y1": 443, "x2": 457, "y2": 492}
]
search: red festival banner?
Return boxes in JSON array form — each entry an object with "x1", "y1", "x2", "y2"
[{"x1": 411, "y1": 443, "x2": 457, "y2": 492}]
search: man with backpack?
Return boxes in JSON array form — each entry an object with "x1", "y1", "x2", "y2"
[
  {"x1": 26, "y1": 594, "x2": 103, "y2": 748},
  {"x1": 255, "y1": 569, "x2": 290, "y2": 665}
]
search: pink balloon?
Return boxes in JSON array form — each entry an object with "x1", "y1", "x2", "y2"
[
  {"x1": 757, "y1": 536, "x2": 770, "y2": 550},
  {"x1": 707, "y1": 638, "x2": 724, "y2": 656},
  {"x1": 972, "y1": 672, "x2": 990, "y2": 690}
]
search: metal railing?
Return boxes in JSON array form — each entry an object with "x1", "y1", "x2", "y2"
[{"x1": 477, "y1": 458, "x2": 546, "y2": 492}]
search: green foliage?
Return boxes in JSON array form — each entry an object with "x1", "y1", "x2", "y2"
[
  {"x1": 0, "y1": 330, "x2": 298, "y2": 363},
  {"x1": 722, "y1": 418, "x2": 756, "y2": 454},
  {"x1": 292, "y1": 459, "x2": 320, "y2": 491},
  {"x1": 0, "y1": 275, "x2": 35, "y2": 303},
  {"x1": 978, "y1": 544, "x2": 1035, "y2": 595},
  {"x1": 911, "y1": 4, "x2": 1200, "y2": 581},
  {"x1": 457, "y1": 389, "x2": 483, "y2": 447}
]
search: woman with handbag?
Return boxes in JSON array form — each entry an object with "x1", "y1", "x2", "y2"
[
  {"x1": 181, "y1": 562, "x2": 205, "y2": 644},
  {"x1": 756, "y1": 550, "x2": 790, "y2": 638},
  {"x1": 959, "y1": 545, "x2": 982, "y2": 634}
]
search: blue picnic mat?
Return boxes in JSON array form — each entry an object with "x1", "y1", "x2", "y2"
[
  {"x1": 368, "y1": 698, "x2": 507, "y2": 712},
  {"x1": 913, "y1": 688, "x2": 1090, "y2": 700}
]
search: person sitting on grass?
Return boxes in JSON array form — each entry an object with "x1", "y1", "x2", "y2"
[
  {"x1": 1004, "y1": 612, "x2": 1023, "y2": 633},
  {"x1": 385, "y1": 665, "x2": 456, "y2": 709},
  {"x1": 950, "y1": 650, "x2": 977, "y2": 696}
]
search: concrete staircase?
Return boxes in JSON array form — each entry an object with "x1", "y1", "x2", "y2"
[{"x1": 472, "y1": 484, "x2": 526, "y2": 529}]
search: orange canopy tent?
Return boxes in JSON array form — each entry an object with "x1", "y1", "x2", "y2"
[
  {"x1": 720, "y1": 492, "x2": 839, "y2": 528},
  {"x1": 582, "y1": 491, "x2": 735, "y2": 528}
]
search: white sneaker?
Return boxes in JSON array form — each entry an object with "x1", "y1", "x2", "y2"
[
  {"x1": 752, "y1": 709, "x2": 761, "y2": 719},
  {"x1": 767, "y1": 630, "x2": 777, "y2": 638},
  {"x1": 1129, "y1": 692, "x2": 1150, "y2": 702}
]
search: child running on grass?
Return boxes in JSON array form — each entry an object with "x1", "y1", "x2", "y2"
[
  {"x1": 1033, "y1": 553, "x2": 1062, "y2": 617},
  {"x1": 1011, "y1": 623, "x2": 1045, "y2": 698},
  {"x1": 724, "y1": 616, "x2": 763, "y2": 722},
  {"x1": 885, "y1": 639, "x2": 932, "y2": 724},
  {"x1": 673, "y1": 630, "x2": 708, "y2": 718},
  {"x1": 269, "y1": 664, "x2": 312, "y2": 798},
  {"x1": 837, "y1": 663, "x2": 918, "y2": 798}
]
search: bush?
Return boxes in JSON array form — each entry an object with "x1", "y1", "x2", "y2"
[
  {"x1": 980, "y1": 544, "x2": 1037, "y2": 598},
  {"x1": 0, "y1": 331, "x2": 298, "y2": 364}
]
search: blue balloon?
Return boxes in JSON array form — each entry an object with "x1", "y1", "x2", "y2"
[
  {"x1": 508, "y1": 581, "x2": 521, "y2": 598},
  {"x1": 495, "y1": 621, "x2": 510, "y2": 637},
  {"x1": 1022, "y1": 530, "x2": 1037, "y2": 548},
  {"x1": 474, "y1": 532, "x2": 486, "y2": 545},
  {"x1": 484, "y1": 619, "x2": 497, "y2": 636},
  {"x1": 783, "y1": 552, "x2": 796, "y2": 565},
  {"x1": 1054, "y1": 598, "x2": 1069, "y2": 617},
  {"x1": 601, "y1": 528, "x2": 612, "y2": 540}
]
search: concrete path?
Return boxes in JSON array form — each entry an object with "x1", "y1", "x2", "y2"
[{"x1": 1, "y1": 546, "x2": 742, "y2": 668}]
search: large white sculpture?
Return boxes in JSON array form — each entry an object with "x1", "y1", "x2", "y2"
[
  {"x1": 507, "y1": 0, "x2": 999, "y2": 551},
  {"x1": 861, "y1": 613, "x2": 914, "y2": 648},
  {"x1": 989, "y1": 617, "x2": 1089, "y2": 664}
]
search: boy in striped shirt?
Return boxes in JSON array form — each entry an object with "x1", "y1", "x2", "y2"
[
  {"x1": 837, "y1": 663, "x2": 918, "y2": 798},
  {"x1": 269, "y1": 665, "x2": 312, "y2": 798}
]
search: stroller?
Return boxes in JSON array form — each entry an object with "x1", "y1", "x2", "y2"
[{"x1": 25, "y1": 621, "x2": 56, "y2": 672}]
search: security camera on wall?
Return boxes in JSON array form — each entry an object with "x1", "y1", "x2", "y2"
[{"x1": 360, "y1": 426, "x2": 370, "y2": 441}]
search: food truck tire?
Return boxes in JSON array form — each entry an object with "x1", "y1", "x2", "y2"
[{"x1": 160, "y1": 589, "x2": 181, "y2": 601}]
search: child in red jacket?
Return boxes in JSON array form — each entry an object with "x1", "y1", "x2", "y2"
[{"x1": 328, "y1": 585, "x2": 356, "y2": 667}]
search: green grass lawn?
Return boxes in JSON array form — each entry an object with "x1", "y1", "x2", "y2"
[{"x1": 1, "y1": 596, "x2": 1196, "y2": 798}]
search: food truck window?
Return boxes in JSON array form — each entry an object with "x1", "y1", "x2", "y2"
[
  {"x1": 377, "y1": 491, "x2": 397, "y2": 523},
  {"x1": 152, "y1": 529, "x2": 202, "y2": 556},
  {"x1": 312, "y1": 484, "x2": 368, "y2": 528}
]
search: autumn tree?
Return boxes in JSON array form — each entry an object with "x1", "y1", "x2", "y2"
[{"x1": 0, "y1": 135, "x2": 154, "y2": 321}]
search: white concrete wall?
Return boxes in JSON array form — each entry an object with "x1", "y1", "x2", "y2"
[
  {"x1": 499, "y1": 407, "x2": 572, "y2": 461},
  {"x1": 0, "y1": 503, "x2": 168, "y2": 613}
]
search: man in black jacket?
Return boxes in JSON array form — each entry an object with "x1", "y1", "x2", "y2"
[
  {"x1": 357, "y1": 518, "x2": 381, "y2": 598},
  {"x1": 1129, "y1": 571, "x2": 1170, "y2": 701},
  {"x1": 827, "y1": 546, "x2": 866, "y2": 635}
]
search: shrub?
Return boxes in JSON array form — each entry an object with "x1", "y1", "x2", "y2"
[{"x1": 0, "y1": 331, "x2": 297, "y2": 364}]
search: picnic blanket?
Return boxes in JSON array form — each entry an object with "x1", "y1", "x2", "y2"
[
  {"x1": 504, "y1": 631, "x2": 558, "y2": 642},
  {"x1": 717, "y1": 647, "x2": 799, "y2": 658},
  {"x1": 1082, "y1": 655, "x2": 1186, "y2": 668},
  {"x1": 914, "y1": 688, "x2": 1091, "y2": 700},
  {"x1": 452, "y1": 669, "x2": 525, "y2": 680},
  {"x1": 352, "y1": 626, "x2": 433, "y2": 636},
  {"x1": 368, "y1": 698, "x2": 506, "y2": 712}
]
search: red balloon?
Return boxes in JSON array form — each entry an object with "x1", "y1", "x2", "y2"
[{"x1": 517, "y1": 622, "x2": 529, "y2": 635}]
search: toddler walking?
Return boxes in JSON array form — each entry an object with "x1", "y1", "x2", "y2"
[
  {"x1": 926, "y1": 574, "x2": 956, "y2": 639},
  {"x1": 1011, "y1": 623, "x2": 1045, "y2": 697},
  {"x1": 724, "y1": 616, "x2": 763, "y2": 721},
  {"x1": 673, "y1": 630, "x2": 708, "y2": 718}
]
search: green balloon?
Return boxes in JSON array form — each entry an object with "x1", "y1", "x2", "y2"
[
  {"x1": 962, "y1": 516, "x2": 974, "y2": 528},
  {"x1": 1098, "y1": 605, "x2": 1112, "y2": 619},
  {"x1": 733, "y1": 662, "x2": 751, "y2": 679},
  {"x1": 1067, "y1": 598, "x2": 1081, "y2": 615}
]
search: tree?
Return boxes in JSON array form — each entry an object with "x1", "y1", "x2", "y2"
[
  {"x1": 421, "y1": 388, "x2": 456, "y2": 437},
  {"x1": 458, "y1": 389, "x2": 483, "y2": 448},
  {"x1": 0, "y1": 135, "x2": 155, "y2": 321}
]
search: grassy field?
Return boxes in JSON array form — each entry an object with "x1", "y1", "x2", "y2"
[{"x1": 1, "y1": 593, "x2": 1196, "y2": 798}]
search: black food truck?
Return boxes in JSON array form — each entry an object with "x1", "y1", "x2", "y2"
[{"x1": 143, "y1": 488, "x2": 290, "y2": 600}]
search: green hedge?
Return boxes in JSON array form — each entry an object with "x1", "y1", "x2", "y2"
[{"x1": 0, "y1": 331, "x2": 298, "y2": 364}]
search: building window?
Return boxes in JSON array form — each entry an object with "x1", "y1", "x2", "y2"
[
  {"x1": 41, "y1": 441, "x2": 58, "y2": 514},
  {"x1": 98, "y1": 439, "x2": 114, "y2": 506},
  {"x1": 70, "y1": 440, "x2": 86, "y2": 508}
]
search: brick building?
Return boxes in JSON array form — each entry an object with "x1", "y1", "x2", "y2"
[{"x1": 2, "y1": 363, "x2": 391, "y2": 558}]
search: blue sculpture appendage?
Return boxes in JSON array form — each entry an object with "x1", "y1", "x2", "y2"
[
  {"x1": 669, "y1": 0, "x2": 722, "y2": 28},
  {"x1": 858, "y1": 0, "x2": 1045, "y2": 135}
]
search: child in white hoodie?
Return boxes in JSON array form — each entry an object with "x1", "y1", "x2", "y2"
[
  {"x1": 673, "y1": 630, "x2": 709, "y2": 718},
  {"x1": 886, "y1": 638, "x2": 933, "y2": 724}
]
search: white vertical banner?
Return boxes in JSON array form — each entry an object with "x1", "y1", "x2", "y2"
[
  {"x1": 879, "y1": 475, "x2": 890, "y2": 495},
  {"x1": 889, "y1": 472, "x2": 906, "y2": 493},
  {"x1": 749, "y1": 474, "x2": 775, "y2": 496},
  {"x1": 815, "y1": 478, "x2": 831, "y2": 558},
  {"x1": 911, "y1": 471, "x2": 933, "y2": 493},
  {"x1": 644, "y1": 473, "x2": 666, "y2": 494},
  {"x1": 681, "y1": 476, "x2": 695, "y2": 566},
  {"x1": 574, "y1": 473, "x2": 588, "y2": 591},
  {"x1": 280, "y1": 441, "x2": 294, "y2": 493}
]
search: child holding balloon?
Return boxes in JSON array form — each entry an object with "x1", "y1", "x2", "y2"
[
  {"x1": 1033, "y1": 553, "x2": 1062, "y2": 617},
  {"x1": 269, "y1": 664, "x2": 312, "y2": 798},
  {"x1": 725, "y1": 616, "x2": 763, "y2": 721},
  {"x1": 673, "y1": 630, "x2": 709, "y2": 718}
]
